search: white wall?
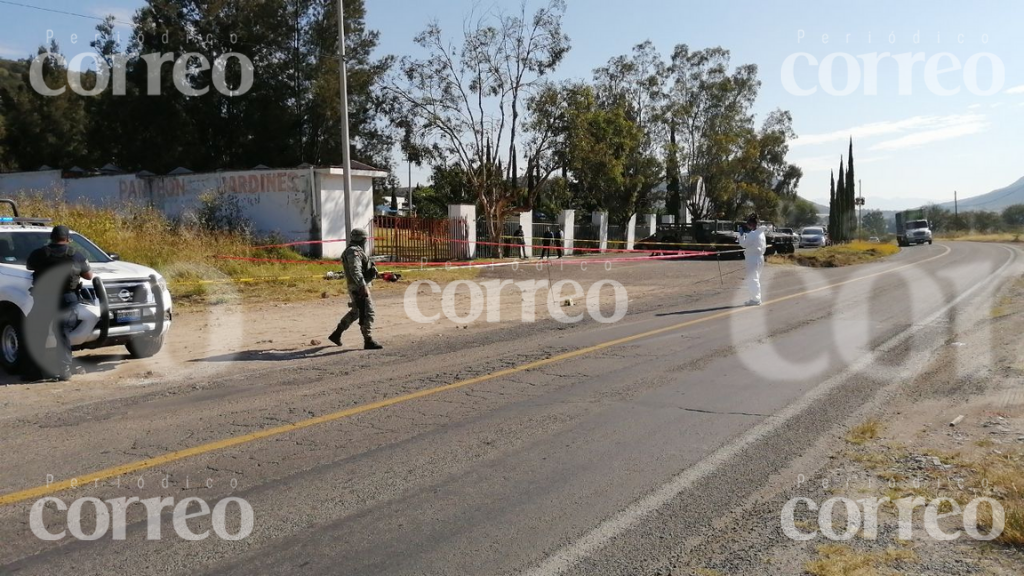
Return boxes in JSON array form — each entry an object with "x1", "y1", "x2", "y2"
[
  {"x1": 0, "y1": 167, "x2": 384, "y2": 258},
  {"x1": 318, "y1": 172, "x2": 376, "y2": 259},
  {"x1": 0, "y1": 170, "x2": 64, "y2": 200}
]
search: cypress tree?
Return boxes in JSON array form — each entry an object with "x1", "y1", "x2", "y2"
[
  {"x1": 846, "y1": 138, "x2": 856, "y2": 239},
  {"x1": 837, "y1": 159, "x2": 846, "y2": 243},
  {"x1": 829, "y1": 170, "x2": 837, "y2": 241}
]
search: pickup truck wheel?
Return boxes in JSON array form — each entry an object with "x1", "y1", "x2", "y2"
[
  {"x1": 126, "y1": 334, "x2": 164, "y2": 359},
  {"x1": 0, "y1": 310, "x2": 24, "y2": 373}
]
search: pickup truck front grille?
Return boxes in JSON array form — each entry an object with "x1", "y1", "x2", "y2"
[{"x1": 92, "y1": 276, "x2": 165, "y2": 343}]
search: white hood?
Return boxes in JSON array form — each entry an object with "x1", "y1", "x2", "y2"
[
  {"x1": 90, "y1": 260, "x2": 163, "y2": 282},
  {"x1": 0, "y1": 260, "x2": 163, "y2": 283}
]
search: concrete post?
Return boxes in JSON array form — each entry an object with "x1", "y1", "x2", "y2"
[
  {"x1": 448, "y1": 204, "x2": 476, "y2": 259},
  {"x1": 592, "y1": 211, "x2": 608, "y2": 253},
  {"x1": 625, "y1": 213, "x2": 637, "y2": 251},
  {"x1": 644, "y1": 214, "x2": 657, "y2": 237},
  {"x1": 558, "y1": 209, "x2": 575, "y2": 256},
  {"x1": 519, "y1": 211, "x2": 533, "y2": 258}
]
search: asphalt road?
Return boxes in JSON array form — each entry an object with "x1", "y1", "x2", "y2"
[{"x1": 0, "y1": 241, "x2": 1018, "y2": 576}]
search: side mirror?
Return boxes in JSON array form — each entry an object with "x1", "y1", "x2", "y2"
[{"x1": 108, "y1": 253, "x2": 120, "y2": 261}]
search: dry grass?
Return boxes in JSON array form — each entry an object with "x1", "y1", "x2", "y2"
[
  {"x1": 896, "y1": 447, "x2": 1024, "y2": 548},
  {"x1": 991, "y1": 277, "x2": 1024, "y2": 319},
  {"x1": 846, "y1": 419, "x2": 884, "y2": 445},
  {"x1": 4, "y1": 193, "x2": 481, "y2": 306},
  {"x1": 968, "y1": 451, "x2": 1024, "y2": 548},
  {"x1": 941, "y1": 233, "x2": 1022, "y2": 243},
  {"x1": 805, "y1": 544, "x2": 916, "y2": 576},
  {"x1": 771, "y1": 241, "x2": 900, "y2": 268},
  {"x1": 847, "y1": 432, "x2": 1024, "y2": 549}
]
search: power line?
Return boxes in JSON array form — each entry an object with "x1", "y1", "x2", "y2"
[
  {"x1": 955, "y1": 185, "x2": 1022, "y2": 209},
  {"x1": 0, "y1": 0, "x2": 341, "y2": 62},
  {"x1": 0, "y1": 0, "x2": 134, "y2": 27}
]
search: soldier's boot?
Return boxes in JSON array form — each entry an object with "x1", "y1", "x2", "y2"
[
  {"x1": 328, "y1": 329, "x2": 343, "y2": 347},
  {"x1": 363, "y1": 338, "x2": 383, "y2": 350}
]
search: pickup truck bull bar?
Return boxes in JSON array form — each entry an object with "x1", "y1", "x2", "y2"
[{"x1": 92, "y1": 275, "x2": 166, "y2": 343}]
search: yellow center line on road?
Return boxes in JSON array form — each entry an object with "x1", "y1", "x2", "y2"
[{"x1": 0, "y1": 245, "x2": 954, "y2": 507}]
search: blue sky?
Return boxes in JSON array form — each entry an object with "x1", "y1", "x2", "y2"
[{"x1": 2, "y1": 0, "x2": 1023, "y2": 209}]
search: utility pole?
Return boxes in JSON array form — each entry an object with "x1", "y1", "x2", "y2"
[
  {"x1": 408, "y1": 158, "x2": 413, "y2": 215},
  {"x1": 337, "y1": 0, "x2": 355, "y2": 239},
  {"x1": 856, "y1": 179, "x2": 866, "y2": 239},
  {"x1": 954, "y1": 190, "x2": 959, "y2": 230}
]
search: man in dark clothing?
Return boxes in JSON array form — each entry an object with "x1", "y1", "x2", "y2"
[
  {"x1": 24, "y1": 225, "x2": 93, "y2": 381},
  {"x1": 512, "y1": 226, "x2": 526, "y2": 259},
  {"x1": 554, "y1": 228, "x2": 564, "y2": 258},
  {"x1": 539, "y1": 229, "x2": 553, "y2": 259},
  {"x1": 328, "y1": 228, "x2": 383, "y2": 350}
]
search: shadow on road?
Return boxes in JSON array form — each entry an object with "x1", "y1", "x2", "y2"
[
  {"x1": 191, "y1": 346, "x2": 352, "y2": 363},
  {"x1": 656, "y1": 305, "x2": 741, "y2": 317}
]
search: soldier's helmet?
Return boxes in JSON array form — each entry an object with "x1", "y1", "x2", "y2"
[{"x1": 350, "y1": 228, "x2": 368, "y2": 242}]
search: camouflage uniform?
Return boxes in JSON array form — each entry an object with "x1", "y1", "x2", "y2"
[{"x1": 329, "y1": 229, "x2": 382, "y2": 349}]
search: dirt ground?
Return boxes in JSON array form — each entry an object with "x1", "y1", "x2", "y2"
[
  {"x1": 0, "y1": 256, "x2": 748, "y2": 422},
  {"x1": 663, "y1": 272, "x2": 1024, "y2": 575}
]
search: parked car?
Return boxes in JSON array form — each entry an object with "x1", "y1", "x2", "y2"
[
  {"x1": 868, "y1": 236, "x2": 880, "y2": 243},
  {"x1": 0, "y1": 201, "x2": 172, "y2": 374},
  {"x1": 798, "y1": 227, "x2": 827, "y2": 248}
]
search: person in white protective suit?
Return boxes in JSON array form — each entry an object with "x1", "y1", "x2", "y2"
[{"x1": 738, "y1": 214, "x2": 767, "y2": 306}]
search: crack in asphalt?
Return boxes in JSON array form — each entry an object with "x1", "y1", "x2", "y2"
[{"x1": 679, "y1": 407, "x2": 773, "y2": 418}]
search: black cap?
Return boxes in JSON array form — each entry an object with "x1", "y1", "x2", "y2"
[{"x1": 50, "y1": 225, "x2": 70, "y2": 242}]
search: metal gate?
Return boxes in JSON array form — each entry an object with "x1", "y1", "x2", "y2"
[{"x1": 372, "y1": 215, "x2": 469, "y2": 262}]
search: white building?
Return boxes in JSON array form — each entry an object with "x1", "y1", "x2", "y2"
[{"x1": 0, "y1": 163, "x2": 387, "y2": 258}]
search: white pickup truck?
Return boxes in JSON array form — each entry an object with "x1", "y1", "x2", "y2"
[{"x1": 0, "y1": 200, "x2": 172, "y2": 374}]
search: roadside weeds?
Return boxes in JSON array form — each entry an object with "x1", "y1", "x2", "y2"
[
  {"x1": 797, "y1": 274, "x2": 1024, "y2": 574},
  {"x1": 770, "y1": 242, "x2": 900, "y2": 268}
]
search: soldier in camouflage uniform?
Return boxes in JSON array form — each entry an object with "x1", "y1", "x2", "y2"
[{"x1": 328, "y1": 228, "x2": 383, "y2": 350}]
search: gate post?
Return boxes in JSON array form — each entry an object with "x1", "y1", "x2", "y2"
[
  {"x1": 558, "y1": 210, "x2": 575, "y2": 256},
  {"x1": 448, "y1": 204, "x2": 476, "y2": 260},
  {"x1": 519, "y1": 211, "x2": 533, "y2": 258},
  {"x1": 592, "y1": 212, "x2": 608, "y2": 253},
  {"x1": 626, "y1": 213, "x2": 638, "y2": 251},
  {"x1": 644, "y1": 214, "x2": 657, "y2": 237}
]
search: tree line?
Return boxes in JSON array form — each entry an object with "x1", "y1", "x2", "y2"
[
  {"x1": 0, "y1": 0, "x2": 392, "y2": 176},
  {"x1": 387, "y1": 2, "x2": 803, "y2": 244},
  {"x1": 0, "y1": 0, "x2": 805, "y2": 246},
  {"x1": 856, "y1": 204, "x2": 1024, "y2": 238}
]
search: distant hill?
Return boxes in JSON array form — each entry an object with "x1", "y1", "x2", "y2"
[
  {"x1": 936, "y1": 176, "x2": 1024, "y2": 212},
  {"x1": 801, "y1": 197, "x2": 829, "y2": 214}
]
